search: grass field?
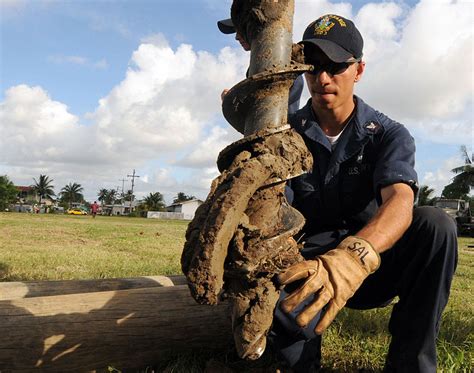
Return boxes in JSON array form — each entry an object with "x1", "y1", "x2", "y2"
[
  {"x1": 0, "y1": 212, "x2": 187, "y2": 281},
  {"x1": 0, "y1": 212, "x2": 472, "y2": 372}
]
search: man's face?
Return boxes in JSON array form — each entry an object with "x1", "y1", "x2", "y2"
[
  {"x1": 304, "y1": 46, "x2": 365, "y2": 111},
  {"x1": 235, "y1": 32, "x2": 251, "y2": 51}
]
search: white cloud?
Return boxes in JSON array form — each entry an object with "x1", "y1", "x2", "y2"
[
  {"x1": 0, "y1": 85, "x2": 79, "y2": 154},
  {"x1": 140, "y1": 33, "x2": 170, "y2": 48},
  {"x1": 1, "y1": 37, "x2": 248, "y2": 201},
  {"x1": 84, "y1": 11, "x2": 132, "y2": 39},
  {"x1": 90, "y1": 42, "x2": 247, "y2": 163},
  {"x1": 48, "y1": 55, "x2": 108, "y2": 69},
  {"x1": 356, "y1": 2, "x2": 404, "y2": 62},
  {"x1": 176, "y1": 125, "x2": 240, "y2": 168},
  {"x1": 357, "y1": 0, "x2": 472, "y2": 142},
  {"x1": 293, "y1": 0, "x2": 353, "y2": 40},
  {"x1": 421, "y1": 156, "x2": 462, "y2": 196}
]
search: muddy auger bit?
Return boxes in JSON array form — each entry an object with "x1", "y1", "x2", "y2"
[{"x1": 181, "y1": 0, "x2": 313, "y2": 360}]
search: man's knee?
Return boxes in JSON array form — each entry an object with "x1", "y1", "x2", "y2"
[
  {"x1": 412, "y1": 206, "x2": 457, "y2": 237},
  {"x1": 409, "y1": 206, "x2": 458, "y2": 270}
]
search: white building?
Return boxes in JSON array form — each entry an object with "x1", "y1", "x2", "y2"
[
  {"x1": 165, "y1": 199, "x2": 203, "y2": 220},
  {"x1": 102, "y1": 201, "x2": 139, "y2": 216}
]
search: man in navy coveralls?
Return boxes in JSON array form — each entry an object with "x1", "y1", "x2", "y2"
[{"x1": 270, "y1": 14, "x2": 458, "y2": 373}]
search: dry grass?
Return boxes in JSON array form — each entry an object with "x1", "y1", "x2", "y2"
[{"x1": 0, "y1": 212, "x2": 187, "y2": 281}]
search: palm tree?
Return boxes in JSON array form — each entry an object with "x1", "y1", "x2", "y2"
[
  {"x1": 106, "y1": 189, "x2": 117, "y2": 205},
  {"x1": 451, "y1": 145, "x2": 473, "y2": 188},
  {"x1": 442, "y1": 145, "x2": 473, "y2": 199},
  {"x1": 31, "y1": 174, "x2": 55, "y2": 204},
  {"x1": 97, "y1": 188, "x2": 118, "y2": 206},
  {"x1": 143, "y1": 192, "x2": 166, "y2": 211},
  {"x1": 417, "y1": 185, "x2": 435, "y2": 206},
  {"x1": 124, "y1": 189, "x2": 135, "y2": 202},
  {"x1": 60, "y1": 182, "x2": 84, "y2": 208},
  {"x1": 98, "y1": 188, "x2": 109, "y2": 206},
  {"x1": 173, "y1": 192, "x2": 195, "y2": 204}
]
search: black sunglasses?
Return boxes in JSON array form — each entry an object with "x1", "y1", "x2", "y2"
[{"x1": 307, "y1": 58, "x2": 360, "y2": 76}]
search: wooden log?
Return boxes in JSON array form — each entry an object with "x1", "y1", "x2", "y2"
[
  {"x1": 0, "y1": 275, "x2": 188, "y2": 301},
  {"x1": 0, "y1": 285, "x2": 232, "y2": 372}
]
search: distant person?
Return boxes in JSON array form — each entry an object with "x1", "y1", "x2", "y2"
[
  {"x1": 90, "y1": 201, "x2": 99, "y2": 218},
  {"x1": 217, "y1": 18, "x2": 304, "y2": 114}
]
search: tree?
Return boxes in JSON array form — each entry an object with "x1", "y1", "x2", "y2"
[
  {"x1": 417, "y1": 185, "x2": 435, "y2": 206},
  {"x1": 441, "y1": 183, "x2": 470, "y2": 200},
  {"x1": 106, "y1": 189, "x2": 117, "y2": 205},
  {"x1": 97, "y1": 188, "x2": 109, "y2": 206},
  {"x1": 173, "y1": 192, "x2": 195, "y2": 204},
  {"x1": 0, "y1": 175, "x2": 18, "y2": 210},
  {"x1": 31, "y1": 174, "x2": 55, "y2": 204},
  {"x1": 60, "y1": 182, "x2": 84, "y2": 208},
  {"x1": 124, "y1": 189, "x2": 135, "y2": 202},
  {"x1": 442, "y1": 145, "x2": 473, "y2": 199},
  {"x1": 97, "y1": 189, "x2": 117, "y2": 205},
  {"x1": 450, "y1": 145, "x2": 473, "y2": 189},
  {"x1": 142, "y1": 192, "x2": 166, "y2": 211}
]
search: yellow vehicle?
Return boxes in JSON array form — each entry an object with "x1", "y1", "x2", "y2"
[{"x1": 67, "y1": 208, "x2": 88, "y2": 215}]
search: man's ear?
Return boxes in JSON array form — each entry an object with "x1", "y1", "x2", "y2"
[{"x1": 355, "y1": 61, "x2": 365, "y2": 82}]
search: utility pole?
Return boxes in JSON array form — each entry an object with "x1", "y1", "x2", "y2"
[{"x1": 127, "y1": 169, "x2": 140, "y2": 213}]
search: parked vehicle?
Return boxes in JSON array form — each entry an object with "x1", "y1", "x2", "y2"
[
  {"x1": 433, "y1": 198, "x2": 473, "y2": 236},
  {"x1": 67, "y1": 208, "x2": 88, "y2": 215}
]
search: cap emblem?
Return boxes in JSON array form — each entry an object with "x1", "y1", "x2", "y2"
[{"x1": 314, "y1": 15, "x2": 347, "y2": 35}]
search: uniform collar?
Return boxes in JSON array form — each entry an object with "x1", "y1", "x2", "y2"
[
  {"x1": 293, "y1": 99, "x2": 331, "y2": 151},
  {"x1": 293, "y1": 96, "x2": 380, "y2": 184},
  {"x1": 294, "y1": 96, "x2": 380, "y2": 144}
]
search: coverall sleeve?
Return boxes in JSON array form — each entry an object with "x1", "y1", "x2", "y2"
[
  {"x1": 372, "y1": 123, "x2": 418, "y2": 204},
  {"x1": 288, "y1": 75, "x2": 304, "y2": 114}
]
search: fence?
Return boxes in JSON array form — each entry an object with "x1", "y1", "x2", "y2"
[{"x1": 146, "y1": 211, "x2": 185, "y2": 220}]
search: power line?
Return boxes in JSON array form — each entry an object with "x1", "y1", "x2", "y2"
[{"x1": 118, "y1": 178, "x2": 126, "y2": 196}]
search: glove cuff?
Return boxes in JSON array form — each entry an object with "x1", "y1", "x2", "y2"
[{"x1": 339, "y1": 236, "x2": 380, "y2": 274}]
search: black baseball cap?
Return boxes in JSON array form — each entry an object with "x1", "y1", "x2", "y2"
[
  {"x1": 217, "y1": 18, "x2": 236, "y2": 34},
  {"x1": 301, "y1": 14, "x2": 363, "y2": 62}
]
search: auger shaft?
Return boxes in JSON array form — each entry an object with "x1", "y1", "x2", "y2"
[
  {"x1": 230, "y1": 0, "x2": 295, "y2": 135},
  {"x1": 182, "y1": 0, "x2": 313, "y2": 361}
]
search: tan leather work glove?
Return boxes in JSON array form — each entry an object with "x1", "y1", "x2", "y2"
[{"x1": 278, "y1": 236, "x2": 380, "y2": 334}]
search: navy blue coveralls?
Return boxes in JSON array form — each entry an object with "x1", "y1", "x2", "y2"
[
  {"x1": 269, "y1": 97, "x2": 458, "y2": 373},
  {"x1": 288, "y1": 75, "x2": 304, "y2": 114}
]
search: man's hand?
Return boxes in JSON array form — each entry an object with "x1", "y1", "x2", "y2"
[{"x1": 278, "y1": 236, "x2": 380, "y2": 334}]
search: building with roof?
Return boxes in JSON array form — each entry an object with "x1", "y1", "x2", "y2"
[{"x1": 165, "y1": 199, "x2": 203, "y2": 220}]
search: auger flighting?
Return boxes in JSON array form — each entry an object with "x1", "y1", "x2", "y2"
[{"x1": 181, "y1": 0, "x2": 313, "y2": 360}]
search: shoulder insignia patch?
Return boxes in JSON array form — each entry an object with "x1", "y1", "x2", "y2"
[{"x1": 364, "y1": 121, "x2": 381, "y2": 133}]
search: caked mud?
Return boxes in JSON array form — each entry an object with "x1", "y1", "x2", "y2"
[
  {"x1": 181, "y1": 0, "x2": 312, "y2": 361},
  {"x1": 181, "y1": 128, "x2": 312, "y2": 359}
]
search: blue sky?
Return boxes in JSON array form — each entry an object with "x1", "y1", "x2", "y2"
[
  {"x1": 0, "y1": 0, "x2": 472, "y2": 204},
  {"x1": 1, "y1": 0, "x2": 231, "y2": 115}
]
